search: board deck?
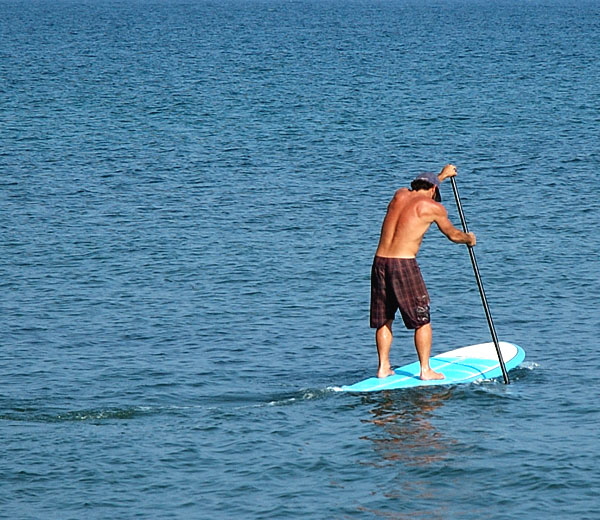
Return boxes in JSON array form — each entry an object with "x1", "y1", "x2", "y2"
[{"x1": 339, "y1": 341, "x2": 526, "y2": 392}]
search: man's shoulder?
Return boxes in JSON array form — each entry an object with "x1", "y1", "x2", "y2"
[{"x1": 417, "y1": 199, "x2": 447, "y2": 220}]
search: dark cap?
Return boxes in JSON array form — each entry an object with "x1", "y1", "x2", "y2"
[{"x1": 413, "y1": 172, "x2": 441, "y2": 202}]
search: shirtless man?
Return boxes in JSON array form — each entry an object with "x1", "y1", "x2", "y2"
[{"x1": 370, "y1": 164, "x2": 476, "y2": 379}]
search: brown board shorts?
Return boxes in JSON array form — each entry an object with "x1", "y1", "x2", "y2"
[{"x1": 370, "y1": 256, "x2": 431, "y2": 330}]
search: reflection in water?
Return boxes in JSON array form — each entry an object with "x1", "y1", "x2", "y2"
[
  {"x1": 357, "y1": 388, "x2": 459, "y2": 519},
  {"x1": 361, "y1": 387, "x2": 455, "y2": 468}
]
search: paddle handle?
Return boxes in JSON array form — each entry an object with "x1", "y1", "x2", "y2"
[{"x1": 450, "y1": 177, "x2": 510, "y2": 384}]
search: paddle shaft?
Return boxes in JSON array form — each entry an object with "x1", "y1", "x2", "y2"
[{"x1": 449, "y1": 177, "x2": 510, "y2": 384}]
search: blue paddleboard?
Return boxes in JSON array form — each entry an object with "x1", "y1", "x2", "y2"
[{"x1": 339, "y1": 341, "x2": 526, "y2": 392}]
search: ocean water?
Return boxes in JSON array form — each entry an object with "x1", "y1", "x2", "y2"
[{"x1": 1, "y1": 0, "x2": 599, "y2": 518}]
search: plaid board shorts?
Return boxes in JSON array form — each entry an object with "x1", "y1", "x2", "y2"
[{"x1": 370, "y1": 256, "x2": 431, "y2": 330}]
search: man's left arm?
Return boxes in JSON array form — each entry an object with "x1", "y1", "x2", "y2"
[{"x1": 438, "y1": 164, "x2": 457, "y2": 182}]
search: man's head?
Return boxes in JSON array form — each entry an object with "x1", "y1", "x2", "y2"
[{"x1": 411, "y1": 172, "x2": 441, "y2": 202}]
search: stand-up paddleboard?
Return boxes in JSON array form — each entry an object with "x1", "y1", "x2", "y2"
[{"x1": 339, "y1": 341, "x2": 525, "y2": 393}]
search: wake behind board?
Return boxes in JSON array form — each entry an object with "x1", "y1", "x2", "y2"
[{"x1": 340, "y1": 341, "x2": 525, "y2": 393}]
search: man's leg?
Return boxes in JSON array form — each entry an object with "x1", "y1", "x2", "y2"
[
  {"x1": 414, "y1": 323, "x2": 444, "y2": 380},
  {"x1": 376, "y1": 320, "x2": 395, "y2": 378}
]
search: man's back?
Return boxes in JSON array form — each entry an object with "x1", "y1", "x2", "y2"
[{"x1": 375, "y1": 188, "x2": 439, "y2": 258}]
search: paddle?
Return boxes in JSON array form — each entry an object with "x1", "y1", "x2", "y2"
[{"x1": 449, "y1": 177, "x2": 510, "y2": 384}]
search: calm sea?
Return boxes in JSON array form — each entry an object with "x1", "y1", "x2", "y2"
[{"x1": 2, "y1": 0, "x2": 599, "y2": 518}]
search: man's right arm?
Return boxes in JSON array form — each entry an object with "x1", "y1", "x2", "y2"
[{"x1": 433, "y1": 206, "x2": 476, "y2": 246}]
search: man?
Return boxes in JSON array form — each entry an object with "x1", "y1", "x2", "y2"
[{"x1": 370, "y1": 164, "x2": 476, "y2": 379}]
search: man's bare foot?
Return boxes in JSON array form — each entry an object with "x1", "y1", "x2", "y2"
[
  {"x1": 420, "y1": 368, "x2": 445, "y2": 381},
  {"x1": 377, "y1": 367, "x2": 396, "y2": 379}
]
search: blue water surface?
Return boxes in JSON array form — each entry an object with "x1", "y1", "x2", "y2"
[{"x1": 1, "y1": 0, "x2": 599, "y2": 518}]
